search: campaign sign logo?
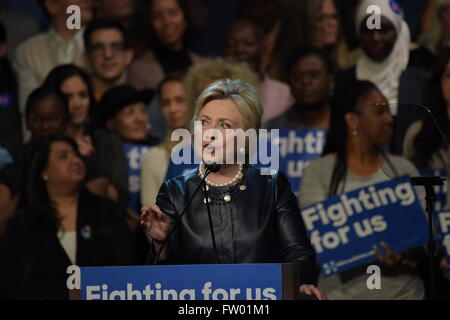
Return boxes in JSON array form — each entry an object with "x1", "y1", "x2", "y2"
[
  {"x1": 435, "y1": 211, "x2": 450, "y2": 279},
  {"x1": 124, "y1": 143, "x2": 150, "y2": 213},
  {"x1": 80, "y1": 264, "x2": 282, "y2": 300},
  {"x1": 301, "y1": 176, "x2": 428, "y2": 276},
  {"x1": 258, "y1": 129, "x2": 326, "y2": 195},
  {"x1": 419, "y1": 168, "x2": 447, "y2": 212}
]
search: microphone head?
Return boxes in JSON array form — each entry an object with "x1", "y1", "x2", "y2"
[{"x1": 205, "y1": 163, "x2": 221, "y2": 173}]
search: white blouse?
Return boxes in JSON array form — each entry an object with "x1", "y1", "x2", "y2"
[{"x1": 57, "y1": 231, "x2": 77, "y2": 264}]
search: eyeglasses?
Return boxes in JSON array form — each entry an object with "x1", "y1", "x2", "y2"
[{"x1": 87, "y1": 42, "x2": 126, "y2": 55}]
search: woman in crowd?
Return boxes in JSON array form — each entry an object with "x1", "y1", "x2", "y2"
[
  {"x1": 43, "y1": 64, "x2": 129, "y2": 207},
  {"x1": 419, "y1": 0, "x2": 450, "y2": 56},
  {"x1": 403, "y1": 50, "x2": 450, "y2": 170},
  {"x1": 140, "y1": 72, "x2": 191, "y2": 206},
  {"x1": 0, "y1": 87, "x2": 70, "y2": 232},
  {"x1": 141, "y1": 79, "x2": 325, "y2": 299},
  {"x1": 223, "y1": 19, "x2": 294, "y2": 123},
  {"x1": 128, "y1": 0, "x2": 205, "y2": 91},
  {"x1": 98, "y1": 84, "x2": 156, "y2": 217},
  {"x1": 302, "y1": 0, "x2": 359, "y2": 71},
  {"x1": 299, "y1": 80, "x2": 426, "y2": 299},
  {"x1": 0, "y1": 135, "x2": 140, "y2": 299},
  {"x1": 338, "y1": 0, "x2": 429, "y2": 155}
]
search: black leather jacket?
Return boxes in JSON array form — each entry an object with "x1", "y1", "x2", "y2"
[{"x1": 152, "y1": 165, "x2": 318, "y2": 285}]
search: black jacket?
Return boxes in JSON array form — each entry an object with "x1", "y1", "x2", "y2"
[
  {"x1": 0, "y1": 189, "x2": 142, "y2": 300},
  {"x1": 151, "y1": 165, "x2": 318, "y2": 285}
]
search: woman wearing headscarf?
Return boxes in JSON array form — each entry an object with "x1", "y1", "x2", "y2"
[{"x1": 336, "y1": 0, "x2": 430, "y2": 155}]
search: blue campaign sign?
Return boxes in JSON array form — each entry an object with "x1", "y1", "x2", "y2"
[
  {"x1": 124, "y1": 143, "x2": 151, "y2": 213},
  {"x1": 301, "y1": 176, "x2": 429, "y2": 276},
  {"x1": 419, "y1": 168, "x2": 447, "y2": 212},
  {"x1": 435, "y1": 211, "x2": 450, "y2": 279},
  {"x1": 80, "y1": 264, "x2": 282, "y2": 300},
  {"x1": 258, "y1": 130, "x2": 326, "y2": 195}
]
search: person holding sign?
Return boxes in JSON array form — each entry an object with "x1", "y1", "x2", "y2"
[
  {"x1": 299, "y1": 80, "x2": 426, "y2": 299},
  {"x1": 141, "y1": 79, "x2": 324, "y2": 299}
]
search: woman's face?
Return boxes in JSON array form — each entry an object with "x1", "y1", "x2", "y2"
[
  {"x1": 27, "y1": 96, "x2": 68, "y2": 137},
  {"x1": 107, "y1": 102, "x2": 149, "y2": 142},
  {"x1": 60, "y1": 75, "x2": 90, "y2": 127},
  {"x1": 223, "y1": 20, "x2": 261, "y2": 71},
  {"x1": 43, "y1": 141, "x2": 86, "y2": 186},
  {"x1": 316, "y1": 0, "x2": 340, "y2": 47},
  {"x1": 354, "y1": 89, "x2": 394, "y2": 147},
  {"x1": 289, "y1": 54, "x2": 334, "y2": 109},
  {"x1": 359, "y1": 15, "x2": 397, "y2": 62},
  {"x1": 150, "y1": 0, "x2": 187, "y2": 49},
  {"x1": 441, "y1": 59, "x2": 450, "y2": 105},
  {"x1": 160, "y1": 80, "x2": 189, "y2": 130},
  {"x1": 197, "y1": 99, "x2": 244, "y2": 165}
]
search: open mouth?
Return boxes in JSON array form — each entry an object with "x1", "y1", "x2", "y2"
[{"x1": 203, "y1": 143, "x2": 216, "y2": 154}]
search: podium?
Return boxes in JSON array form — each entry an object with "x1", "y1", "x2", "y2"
[{"x1": 70, "y1": 263, "x2": 301, "y2": 300}]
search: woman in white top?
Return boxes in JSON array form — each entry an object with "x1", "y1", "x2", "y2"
[
  {"x1": 299, "y1": 80, "x2": 426, "y2": 300},
  {"x1": 141, "y1": 72, "x2": 191, "y2": 206}
]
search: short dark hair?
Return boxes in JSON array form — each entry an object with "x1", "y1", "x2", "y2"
[
  {"x1": 157, "y1": 71, "x2": 186, "y2": 96},
  {"x1": 286, "y1": 46, "x2": 335, "y2": 75},
  {"x1": 83, "y1": 18, "x2": 129, "y2": 51},
  {"x1": 25, "y1": 86, "x2": 69, "y2": 120}
]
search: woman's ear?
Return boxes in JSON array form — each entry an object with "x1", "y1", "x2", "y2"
[{"x1": 344, "y1": 112, "x2": 359, "y2": 131}]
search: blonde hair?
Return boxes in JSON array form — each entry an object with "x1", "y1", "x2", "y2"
[
  {"x1": 184, "y1": 58, "x2": 260, "y2": 113},
  {"x1": 193, "y1": 79, "x2": 263, "y2": 131}
]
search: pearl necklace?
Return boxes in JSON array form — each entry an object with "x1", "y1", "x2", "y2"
[{"x1": 198, "y1": 163, "x2": 244, "y2": 187}]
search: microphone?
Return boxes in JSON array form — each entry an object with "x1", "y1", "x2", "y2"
[
  {"x1": 151, "y1": 163, "x2": 221, "y2": 265},
  {"x1": 205, "y1": 162, "x2": 221, "y2": 173},
  {"x1": 202, "y1": 163, "x2": 221, "y2": 264}
]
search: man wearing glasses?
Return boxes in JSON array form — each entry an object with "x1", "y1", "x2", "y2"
[{"x1": 83, "y1": 18, "x2": 133, "y2": 102}]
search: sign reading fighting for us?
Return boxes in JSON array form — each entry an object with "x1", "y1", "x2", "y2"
[
  {"x1": 435, "y1": 211, "x2": 450, "y2": 279},
  {"x1": 301, "y1": 176, "x2": 428, "y2": 276},
  {"x1": 78, "y1": 264, "x2": 282, "y2": 300}
]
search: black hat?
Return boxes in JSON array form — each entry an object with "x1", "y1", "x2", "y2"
[{"x1": 97, "y1": 84, "x2": 153, "y2": 127}]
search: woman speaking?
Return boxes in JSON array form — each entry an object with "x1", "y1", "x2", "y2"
[{"x1": 140, "y1": 79, "x2": 323, "y2": 299}]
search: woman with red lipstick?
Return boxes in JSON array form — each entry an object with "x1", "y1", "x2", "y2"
[
  {"x1": 0, "y1": 135, "x2": 140, "y2": 299},
  {"x1": 141, "y1": 79, "x2": 325, "y2": 300}
]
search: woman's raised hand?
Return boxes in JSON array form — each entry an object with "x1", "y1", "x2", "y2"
[{"x1": 140, "y1": 204, "x2": 172, "y2": 242}]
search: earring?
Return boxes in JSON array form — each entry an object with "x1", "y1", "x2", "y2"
[
  {"x1": 239, "y1": 147, "x2": 245, "y2": 155},
  {"x1": 352, "y1": 128, "x2": 358, "y2": 136},
  {"x1": 42, "y1": 175, "x2": 49, "y2": 181}
]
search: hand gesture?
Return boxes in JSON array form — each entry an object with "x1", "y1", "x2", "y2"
[
  {"x1": 75, "y1": 135, "x2": 95, "y2": 156},
  {"x1": 299, "y1": 284, "x2": 327, "y2": 300},
  {"x1": 140, "y1": 204, "x2": 172, "y2": 242}
]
